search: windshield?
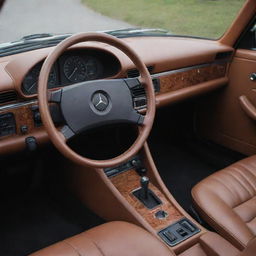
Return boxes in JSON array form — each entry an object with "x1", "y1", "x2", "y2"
[{"x1": 0, "y1": 0, "x2": 245, "y2": 44}]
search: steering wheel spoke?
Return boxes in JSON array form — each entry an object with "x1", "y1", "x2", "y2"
[
  {"x1": 48, "y1": 89, "x2": 63, "y2": 103},
  {"x1": 60, "y1": 125, "x2": 75, "y2": 141}
]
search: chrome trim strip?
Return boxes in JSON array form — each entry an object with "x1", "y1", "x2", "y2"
[
  {"x1": 151, "y1": 60, "x2": 227, "y2": 78},
  {"x1": 0, "y1": 100, "x2": 37, "y2": 111}
]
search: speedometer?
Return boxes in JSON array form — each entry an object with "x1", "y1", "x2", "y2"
[
  {"x1": 63, "y1": 56, "x2": 87, "y2": 83},
  {"x1": 22, "y1": 62, "x2": 57, "y2": 95}
]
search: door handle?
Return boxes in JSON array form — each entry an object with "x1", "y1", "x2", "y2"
[{"x1": 239, "y1": 95, "x2": 256, "y2": 120}]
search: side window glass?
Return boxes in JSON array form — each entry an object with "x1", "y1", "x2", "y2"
[{"x1": 238, "y1": 22, "x2": 256, "y2": 50}]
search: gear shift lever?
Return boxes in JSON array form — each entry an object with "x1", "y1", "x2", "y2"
[
  {"x1": 133, "y1": 175, "x2": 162, "y2": 209},
  {"x1": 140, "y1": 176, "x2": 149, "y2": 199}
]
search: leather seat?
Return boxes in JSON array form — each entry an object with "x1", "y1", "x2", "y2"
[
  {"x1": 192, "y1": 156, "x2": 256, "y2": 250},
  {"x1": 29, "y1": 220, "x2": 256, "y2": 256},
  {"x1": 28, "y1": 221, "x2": 173, "y2": 256}
]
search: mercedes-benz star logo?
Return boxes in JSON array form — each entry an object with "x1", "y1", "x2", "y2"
[{"x1": 92, "y1": 92, "x2": 109, "y2": 111}]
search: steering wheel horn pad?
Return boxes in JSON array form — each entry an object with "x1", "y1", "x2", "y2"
[{"x1": 50, "y1": 78, "x2": 144, "y2": 137}]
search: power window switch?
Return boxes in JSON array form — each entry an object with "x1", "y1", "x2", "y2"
[
  {"x1": 177, "y1": 228, "x2": 188, "y2": 237},
  {"x1": 163, "y1": 231, "x2": 177, "y2": 242},
  {"x1": 180, "y1": 220, "x2": 196, "y2": 232}
]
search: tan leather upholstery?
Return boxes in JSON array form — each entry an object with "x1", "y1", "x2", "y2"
[
  {"x1": 28, "y1": 221, "x2": 173, "y2": 256},
  {"x1": 179, "y1": 232, "x2": 239, "y2": 256},
  {"x1": 239, "y1": 238, "x2": 256, "y2": 256},
  {"x1": 29, "y1": 221, "x2": 244, "y2": 256},
  {"x1": 192, "y1": 156, "x2": 256, "y2": 250}
]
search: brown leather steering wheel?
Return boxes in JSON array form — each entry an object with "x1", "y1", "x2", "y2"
[{"x1": 38, "y1": 32, "x2": 155, "y2": 168}]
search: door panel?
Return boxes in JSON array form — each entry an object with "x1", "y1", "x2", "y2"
[{"x1": 196, "y1": 49, "x2": 256, "y2": 155}]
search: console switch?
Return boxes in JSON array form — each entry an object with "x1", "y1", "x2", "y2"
[
  {"x1": 176, "y1": 228, "x2": 188, "y2": 237},
  {"x1": 163, "y1": 231, "x2": 176, "y2": 242},
  {"x1": 181, "y1": 220, "x2": 196, "y2": 232},
  {"x1": 158, "y1": 218, "x2": 200, "y2": 247}
]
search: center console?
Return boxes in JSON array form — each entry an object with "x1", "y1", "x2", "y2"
[
  {"x1": 105, "y1": 155, "x2": 200, "y2": 248},
  {"x1": 70, "y1": 143, "x2": 241, "y2": 256}
]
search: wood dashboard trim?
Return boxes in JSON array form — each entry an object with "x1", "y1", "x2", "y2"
[
  {"x1": 152, "y1": 60, "x2": 227, "y2": 79},
  {"x1": 0, "y1": 101, "x2": 39, "y2": 138},
  {"x1": 156, "y1": 62, "x2": 227, "y2": 95}
]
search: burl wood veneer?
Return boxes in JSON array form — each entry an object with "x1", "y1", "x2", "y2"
[
  {"x1": 0, "y1": 102, "x2": 38, "y2": 138},
  {"x1": 110, "y1": 169, "x2": 183, "y2": 231},
  {"x1": 159, "y1": 63, "x2": 227, "y2": 94}
]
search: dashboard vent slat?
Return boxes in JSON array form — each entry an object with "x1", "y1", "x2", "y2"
[
  {"x1": 0, "y1": 91, "x2": 18, "y2": 104},
  {"x1": 131, "y1": 86, "x2": 145, "y2": 97},
  {"x1": 127, "y1": 66, "x2": 154, "y2": 78}
]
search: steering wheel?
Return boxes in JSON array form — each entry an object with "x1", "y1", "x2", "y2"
[{"x1": 38, "y1": 32, "x2": 156, "y2": 168}]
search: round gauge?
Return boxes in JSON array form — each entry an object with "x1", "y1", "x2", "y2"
[
  {"x1": 63, "y1": 56, "x2": 87, "y2": 83},
  {"x1": 22, "y1": 63, "x2": 57, "y2": 95},
  {"x1": 85, "y1": 57, "x2": 100, "y2": 80}
]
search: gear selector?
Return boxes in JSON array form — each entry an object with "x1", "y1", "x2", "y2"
[
  {"x1": 133, "y1": 176, "x2": 162, "y2": 209},
  {"x1": 140, "y1": 176, "x2": 149, "y2": 199}
]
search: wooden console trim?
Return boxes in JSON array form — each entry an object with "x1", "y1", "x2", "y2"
[
  {"x1": 0, "y1": 101, "x2": 38, "y2": 139},
  {"x1": 158, "y1": 63, "x2": 227, "y2": 94},
  {"x1": 110, "y1": 169, "x2": 183, "y2": 231}
]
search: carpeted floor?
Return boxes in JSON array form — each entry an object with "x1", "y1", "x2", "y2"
[{"x1": 0, "y1": 189, "x2": 104, "y2": 256}]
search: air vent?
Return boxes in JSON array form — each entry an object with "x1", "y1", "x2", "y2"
[
  {"x1": 127, "y1": 66, "x2": 154, "y2": 78},
  {"x1": 130, "y1": 78, "x2": 160, "y2": 98},
  {"x1": 131, "y1": 85, "x2": 145, "y2": 97},
  {"x1": 215, "y1": 51, "x2": 233, "y2": 60},
  {"x1": 0, "y1": 91, "x2": 18, "y2": 104}
]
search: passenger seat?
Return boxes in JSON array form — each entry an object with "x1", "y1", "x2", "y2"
[{"x1": 192, "y1": 156, "x2": 256, "y2": 249}]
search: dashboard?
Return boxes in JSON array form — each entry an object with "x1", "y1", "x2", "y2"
[
  {"x1": 22, "y1": 49, "x2": 121, "y2": 95},
  {"x1": 0, "y1": 36, "x2": 232, "y2": 155}
]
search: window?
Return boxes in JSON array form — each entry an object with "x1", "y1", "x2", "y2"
[
  {"x1": 84, "y1": 0, "x2": 246, "y2": 39},
  {"x1": 238, "y1": 21, "x2": 256, "y2": 50},
  {"x1": 0, "y1": 0, "x2": 246, "y2": 44}
]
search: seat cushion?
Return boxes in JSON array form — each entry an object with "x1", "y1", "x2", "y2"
[
  {"x1": 28, "y1": 221, "x2": 173, "y2": 256},
  {"x1": 192, "y1": 156, "x2": 256, "y2": 250}
]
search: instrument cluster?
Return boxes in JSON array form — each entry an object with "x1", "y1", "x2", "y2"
[{"x1": 22, "y1": 49, "x2": 120, "y2": 95}]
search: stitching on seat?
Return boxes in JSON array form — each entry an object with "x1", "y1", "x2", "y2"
[
  {"x1": 236, "y1": 162, "x2": 256, "y2": 181},
  {"x1": 238, "y1": 164, "x2": 256, "y2": 188},
  {"x1": 233, "y1": 196, "x2": 256, "y2": 211},
  {"x1": 234, "y1": 164, "x2": 256, "y2": 195},
  {"x1": 246, "y1": 215, "x2": 256, "y2": 224},
  {"x1": 82, "y1": 235, "x2": 106, "y2": 256},
  {"x1": 211, "y1": 175, "x2": 239, "y2": 206},
  {"x1": 237, "y1": 168, "x2": 256, "y2": 195},
  {"x1": 227, "y1": 169, "x2": 253, "y2": 202},
  {"x1": 62, "y1": 241, "x2": 82, "y2": 256}
]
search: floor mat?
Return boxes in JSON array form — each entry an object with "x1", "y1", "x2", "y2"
[{"x1": 0, "y1": 190, "x2": 104, "y2": 256}]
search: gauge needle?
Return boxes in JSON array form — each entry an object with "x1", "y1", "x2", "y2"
[
  {"x1": 68, "y1": 67, "x2": 78, "y2": 79},
  {"x1": 28, "y1": 81, "x2": 37, "y2": 92}
]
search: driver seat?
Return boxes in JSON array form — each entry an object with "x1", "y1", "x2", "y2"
[{"x1": 29, "y1": 221, "x2": 173, "y2": 256}]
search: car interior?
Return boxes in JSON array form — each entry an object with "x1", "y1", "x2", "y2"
[{"x1": 1, "y1": 0, "x2": 256, "y2": 255}]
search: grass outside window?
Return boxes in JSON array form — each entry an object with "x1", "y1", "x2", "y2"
[{"x1": 82, "y1": 0, "x2": 245, "y2": 39}]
